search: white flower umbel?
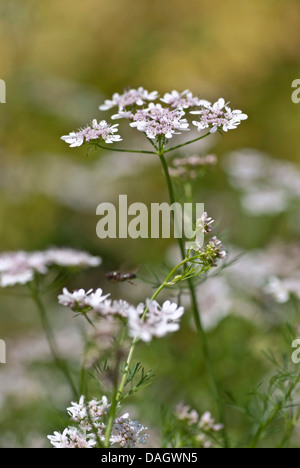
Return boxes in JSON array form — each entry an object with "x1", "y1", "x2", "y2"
[
  {"x1": 0, "y1": 249, "x2": 101, "y2": 288},
  {"x1": 45, "y1": 248, "x2": 101, "y2": 268},
  {"x1": 191, "y1": 98, "x2": 248, "y2": 134},
  {"x1": 48, "y1": 395, "x2": 149, "y2": 449},
  {"x1": 99, "y1": 87, "x2": 159, "y2": 111},
  {"x1": 61, "y1": 120, "x2": 122, "y2": 147},
  {"x1": 58, "y1": 287, "x2": 140, "y2": 319},
  {"x1": 128, "y1": 299, "x2": 184, "y2": 342}
]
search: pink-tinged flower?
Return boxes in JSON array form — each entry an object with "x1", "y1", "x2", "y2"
[
  {"x1": 48, "y1": 427, "x2": 96, "y2": 449},
  {"x1": 111, "y1": 414, "x2": 149, "y2": 448},
  {"x1": 61, "y1": 120, "x2": 122, "y2": 147},
  {"x1": 67, "y1": 395, "x2": 110, "y2": 425},
  {"x1": 196, "y1": 212, "x2": 215, "y2": 235},
  {"x1": 199, "y1": 411, "x2": 224, "y2": 432},
  {"x1": 99, "y1": 87, "x2": 159, "y2": 111},
  {"x1": 128, "y1": 299, "x2": 184, "y2": 342},
  {"x1": 191, "y1": 98, "x2": 248, "y2": 134},
  {"x1": 210, "y1": 236, "x2": 227, "y2": 260},
  {"x1": 113, "y1": 103, "x2": 190, "y2": 141},
  {"x1": 48, "y1": 395, "x2": 149, "y2": 448},
  {"x1": 91, "y1": 299, "x2": 140, "y2": 319},
  {"x1": 161, "y1": 89, "x2": 207, "y2": 109},
  {"x1": 175, "y1": 402, "x2": 199, "y2": 425}
]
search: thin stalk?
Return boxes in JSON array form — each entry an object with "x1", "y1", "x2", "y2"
[
  {"x1": 250, "y1": 372, "x2": 300, "y2": 448},
  {"x1": 103, "y1": 255, "x2": 199, "y2": 447},
  {"x1": 104, "y1": 325, "x2": 127, "y2": 447},
  {"x1": 96, "y1": 143, "x2": 156, "y2": 155},
  {"x1": 163, "y1": 132, "x2": 211, "y2": 154},
  {"x1": 30, "y1": 287, "x2": 78, "y2": 398},
  {"x1": 158, "y1": 151, "x2": 229, "y2": 448}
]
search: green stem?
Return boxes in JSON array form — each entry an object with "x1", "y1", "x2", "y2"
[
  {"x1": 30, "y1": 287, "x2": 78, "y2": 398},
  {"x1": 250, "y1": 372, "x2": 300, "y2": 448},
  {"x1": 103, "y1": 256, "x2": 198, "y2": 447},
  {"x1": 96, "y1": 143, "x2": 156, "y2": 155},
  {"x1": 97, "y1": 132, "x2": 211, "y2": 156},
  {"x1": 158, "y1": 151, "x2": 229, "y2": 448},
  {"x1": 163, "y1": 132, "x2": 211, "y2": 154}
]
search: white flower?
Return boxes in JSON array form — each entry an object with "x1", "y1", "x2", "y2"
[
  {"x1": 99, "y1": 87, "x2": 158, "y2": 111},
  {"x1": 45, "y1": 248, "x2": 101, "y2": 268},
  {"x1": 48, "y1": 427, "x2": 96, "y2": 449},
  {"x1": 58, "y1": 288, "x2": 139, "y2": 319},
  {"x1": 92, "y1": 299, "x2": 139, "y2": 319},
  {"x1": 0, "y1": 248, "x2": 101, "y2": 289},
  {"x1": 111, "y1": 414, "x2": 149, "y2": 448},
  {"x1": 199, "y1": 411, "x2": 223, "y2": 432},
  {"x1": 61, "y1": 120, "x2": 122, "y2": 147},
  {"x1": 196, "y1": 212, "x2": 215, "y2": 235},
  {"x1": 112, "y1": 103, "x2": 190, "y2": 140},
  {"x1": 128, "y1": 300, "x2": 184, "y2": 342},
  {"x1": 175, "y1": 402, "x2": 199, "y2": 425},
  {"x1": 191, "y1": 98, "x2": 248, "y2": 134},
  {"x1": 265, "y1": 276, "x2": 300, "y2": 303},
  {"x1": 195, "y1": 277, "x2": 232, "y2": 331},
  {"x1": 161, "y1": 89, "x2": 203, "y2": 109},
  {"x1": 241, "y1": 188, "x2": 289, "y2": 216},
  {"x1": 58, "y1": 288, "x2": 110, "y2": 312},
  {"x1": 61, "y1": 132, "x2": 85, "y2": 148},
  {"x1": 67, "y1": 395, "x2": 110, "y2": 426},
  {"x1": 48, "y1": 396, "x2": 149, "y2": 449},
  {"x1": 0, "y1": 251, "x2": 48, "y2": 288}
]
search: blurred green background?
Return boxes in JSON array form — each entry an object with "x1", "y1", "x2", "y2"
[{"x1": 0, "y1": 0, "x2": 300, "y2": 448}]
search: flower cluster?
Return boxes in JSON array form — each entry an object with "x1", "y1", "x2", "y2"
[
  {"x1": 161, "y1": 90, "x2": 208, "y2": 109},
  {"x1": 99, "y1": 87, "x2": 158, "y2": 111},
  {"x1": 191, "y1": 98, "x2": 248, "y2": 134},
  {"x1": 196, "y1": 212, "x2": 215, "y2": 235},
  {"x1": 170, "y1": 154, "x2": 217, "y2": 179},
  {"x1": 58, "y1": 287, "x2": 136, "y2": 319},
  {"x1": 63, "y1": 89, "x2": 247, "y2": 150},
  {"x1": 112, "y1": 103, "x2": 190, "y2": 140},
  {"x1": 59, "y1": 288, "x2": 185, "y2": 342},
  {"x1": 193, "y1": 235, "x2": 226, "y2": 268},
  {"x1": 175, "y1": 403, "x2": 223, "y2": 449},
  {"x1": 203, "y1": 237, "x2": 227, "y2": 264},
  {"x1": 48, "y1": 396, "x2": 149, "y2": 448},
  {"x1": 61, "y1": 120, "x2": 122, "y2": 147},
  {"x1": 191, "y1": 213, "x2": 226, "y2": 267},
  {"x1": 128, "y1": 299, "x2": 185, "y2": 342},
  {"x1": 0, "y1": 249, "x2": 101, "y2": 288}
]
